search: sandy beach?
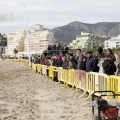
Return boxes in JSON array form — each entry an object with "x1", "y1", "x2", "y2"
[{"x1": 0, "y1": 60, "x2": 92, "y2": 120}]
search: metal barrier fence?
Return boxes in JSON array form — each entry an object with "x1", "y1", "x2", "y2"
[
  {"x1": 42, "y1": 65, "x2": 48, "y2": 75},
  {"x1": 86, "y1": 72, "x2": 108, "y2": 100},
  {"x1": 36, "y1": 64, "x2": 42, "y2": 74},
  {"x1": 58, "y1": 67, "x2": 63, "y2": 82},
  {"x1": 32, "y1": 63, "x2": 37, "y2": 71},
  {"x1": 74, "y1": 70, "x2": 87, "y2": 96},
  {"x1": 5, "y1": 59, "x2": 120, "y2": 101},
  {"x1": 67, "y1": 69, "x2": 75, "y2": 88},
  {"x1": 108, "y1": 75, "x2": 120, "y2": 100}
]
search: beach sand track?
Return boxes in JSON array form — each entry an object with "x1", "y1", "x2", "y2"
[{"x1": 0, "y1": 61, "x2": 92, "y2": 120}]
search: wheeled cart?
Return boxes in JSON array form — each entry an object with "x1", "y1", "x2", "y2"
[{"x1": 92, "y1": 91, "x2": 120, "y2": 120}]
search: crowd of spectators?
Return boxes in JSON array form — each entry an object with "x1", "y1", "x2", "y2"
[{"x1": 30, "y1": 46, "x2": 120, "y2": 76}]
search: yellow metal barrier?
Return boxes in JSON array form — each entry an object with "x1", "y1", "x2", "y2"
[
  {"x1": 14, "y1": 59, "x2": 17, "y2": 62},
  {"x1": 74, "y1": 70, "x2": 87, "y2": 95},
  {"x1": 108, "y1": 75, "x2": 120, "y2": 101},
  {"x1": 32, "y1": 63, "x2": 37, "y2": 71},
  {"x1": 42, "y1": 65, "x2": 48, "y2": 75},
  {"x1": 16, "y1": 59, "x2": 21, "y2": 62},
  {"x1": 49, "y1": 66, "x2": 58, "y2": 80},
  {"x1": 36, "y1": 64, "x2": 42, "y2": 74},
  {"x1": 58, "y1": 67, "x2": 63, "y2": 82},
  {"x1": 66, "y1": 69, "x2": 75, "y2": 88},
  {"x1": 6, "y1": 59, "x2": 120, "y2": 101},
  {"x1": 24, "y1": 59, "x2": 29, "y2": 63},
  {"x1": 62, "y1": 69, "x2": 68, "y2": 83},
  {"x1": 49, "y1": 66, "x2": 53, "y2": 79},
  {"x1": 86, "y1": 72, "x2": 108, "y2": 99},
  {"x1": 64, "y1": 69, "x2": 69, "y2": 84},
  {"x1": 4, "y1": 59, "x2": 7, "y2": 61}
]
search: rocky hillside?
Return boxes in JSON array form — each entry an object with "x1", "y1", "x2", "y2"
[{"x1": 53, "y1": 21, "x2": 120, "y2": 43}]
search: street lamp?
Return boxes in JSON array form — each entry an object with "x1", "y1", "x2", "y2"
[{"x1": 23, "y1": 3, "x2": 31, "y2": 67}]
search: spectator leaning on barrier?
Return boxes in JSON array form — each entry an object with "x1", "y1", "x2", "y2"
[
  {"x1": 102, "y1": 49, "x2": 116, "y2": 75},
  {"x1": 80, "y1": 52, "x2": 87, "y2": 71},
  {"x1": 86, "y1": 51, "x2": 94, "y2": 72},
  {"x1": 76, "y1": 49, "x2": 84, "y2": 70},
  {"x1": 97, "y1": 47, "x2": 105, "y2": 73},
  {"x1": 62, "y1": 55, "x2": 69, "y2": 68},
  {"x1": 37, "y1": 56, "x2": 41, "y2": 64},
  {"x1": 51, "y1": 56, "x2": 57, "y2": 66},
  {"x1": 106, "y1": 48, "x2": 116, "y2": 62},
  {"x1": 66, "y1": 52, "x2": 70, "y2": 61},
  {"x1": 46, "y1": 56, "x2": 51, "y2": 66},
  {"x1": 69, "y1": 59, "x2": 77, "y2": 69},
  {"x1": 98, "y1": 53, "x2": 105, "y2": 73},
  {"x1": 91, "y1": 48, "x2": 103, "y2": 72},
  {"x1": 56, "y1": 55, "x2": 63, "y2": 67},
  {"x1": 69, "y1": 53, "x2": 77, "y2": 65}
]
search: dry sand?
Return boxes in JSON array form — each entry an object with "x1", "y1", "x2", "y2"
[{"x1": 0, "y1": 60, "x2": 92, "y2": 120}]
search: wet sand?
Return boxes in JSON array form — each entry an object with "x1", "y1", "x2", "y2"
[{"x1": 0, "y1": 60, "x2": 92, "y2": 120}]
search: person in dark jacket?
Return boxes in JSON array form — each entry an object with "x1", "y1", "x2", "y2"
[
  {"x1": 102, "y1": 55, "x2": 116, "y2": 75},
  {"x1": 80, "y1": 53, "x2": 87, "y2": 71},
  {"x1": 56, "y1": 55, "x2": 63, "y2": 67},
  {"x1": 51, "y1": 56, "x2": 57, "y2": 66},
  {"x1": 92, "y1": 47, "x2": 104, "y2": 72},
  {"x1": 86, "y1": 51, "x2": 94, "y2": 72},
  {"x1": 69, "y1": 53, "x2": 77, "y2": 65},
  {"x1": 106, "y1": 48, "x2": 116, "y2": 62},
  {"x1": 69, "y1": 60, "x2": 77, "y2": 69},
  {"x1": 75, "y1": 49, "x2": 84, "y2": 70}
]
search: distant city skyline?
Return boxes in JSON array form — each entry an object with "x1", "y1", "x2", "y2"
[{"x1": 0, "y1": 0, "x2": 120, "y2": 34}]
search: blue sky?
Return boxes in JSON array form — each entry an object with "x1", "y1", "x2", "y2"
[{"x1": 0, "y1": 0, "x2": 120, "y2": 34}]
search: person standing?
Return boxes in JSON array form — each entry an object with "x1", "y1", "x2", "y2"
[
  {"x1": 75, "y1": 49, "x2": 83, "y2": 70},
  {"x1": 97, "y1": 47, "x2": 105, "y2": 73},
  {"x1": 106, "y1": 48, "x2": 116, "y2": 62},
  {"x1": 91, "y1": 47, "x2": 105, "y2": 72},
  {"x1": 62, "y1": 55, "x2": 69, "y2": 68},
  {"x1": 86, "y1": 51, "x2": 94, "y2": 72},
  {"x1": 102, "y1": 55, "x2": 116, "y2": 75}
]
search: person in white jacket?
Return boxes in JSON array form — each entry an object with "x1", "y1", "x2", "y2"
[{"x1": 98, "y1": 56, "x2": 105, "y2": 73}]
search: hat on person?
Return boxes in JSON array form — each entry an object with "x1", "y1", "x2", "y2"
[
  {"x1": 69, "y1": 53, "x2": 73, "y2": 56},
  {"x1": 86, "y1": 50, "x2": 93, "y2": 54}
]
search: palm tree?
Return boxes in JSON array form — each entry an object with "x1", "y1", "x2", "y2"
[{"x1": 14, "y1": 48, "x2": 18, "y2": 58}]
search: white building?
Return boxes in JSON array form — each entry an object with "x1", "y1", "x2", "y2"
[
  {"x1": 6, "y1": 30, "x2": 26, "y2": 56},
  {"x1": 24, "y1": 24, "x2": 55, "y2": 54},
  {"x1": 104, "y1": 35, "x2": 120, "y2": 49},
  {"x1": 69, "y1": 32, "x2": 100, "y2": 49},
  {"x1": 5, "y1": 24, "x2": 55, "y2": 56}
]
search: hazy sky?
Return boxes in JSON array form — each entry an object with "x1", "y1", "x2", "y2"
[{"x1": 0, "y1": 0, "x2": 120, "y2": 34}]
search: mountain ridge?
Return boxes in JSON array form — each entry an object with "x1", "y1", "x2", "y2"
[{"x1": 52, "y1": 21, "x2": 120, "y2": 43}]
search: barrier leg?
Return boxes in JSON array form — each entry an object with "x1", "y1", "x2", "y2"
[
  {"x1": 79, "y1": 90, "x2": 87, "y2": 98},
  {"x1": 72, "y1": 88, "x2": 79, "y2": 93},
  {"x1": 70, "y1": 87, "x2": 75, "y2": 91},
  {"x1": 84, "y1": 92, "x2": 92, "y2": 101},
  {"x1": 63, "y1": 83, "x2": 69, "y2": 88}
]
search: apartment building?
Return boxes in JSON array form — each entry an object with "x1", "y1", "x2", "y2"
[
  {"x1": 104, "y1": 35, "x2": 120, "y2": 49},
  {"x1": 6, "y1": 30, "x2": 26, "y2": 55},
  {"x1": 69, "y1": 32, "x2": 100, "y2": 49},
  {"x1": 24, "y1": 24, "x2": 55, "y2": 54}
]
